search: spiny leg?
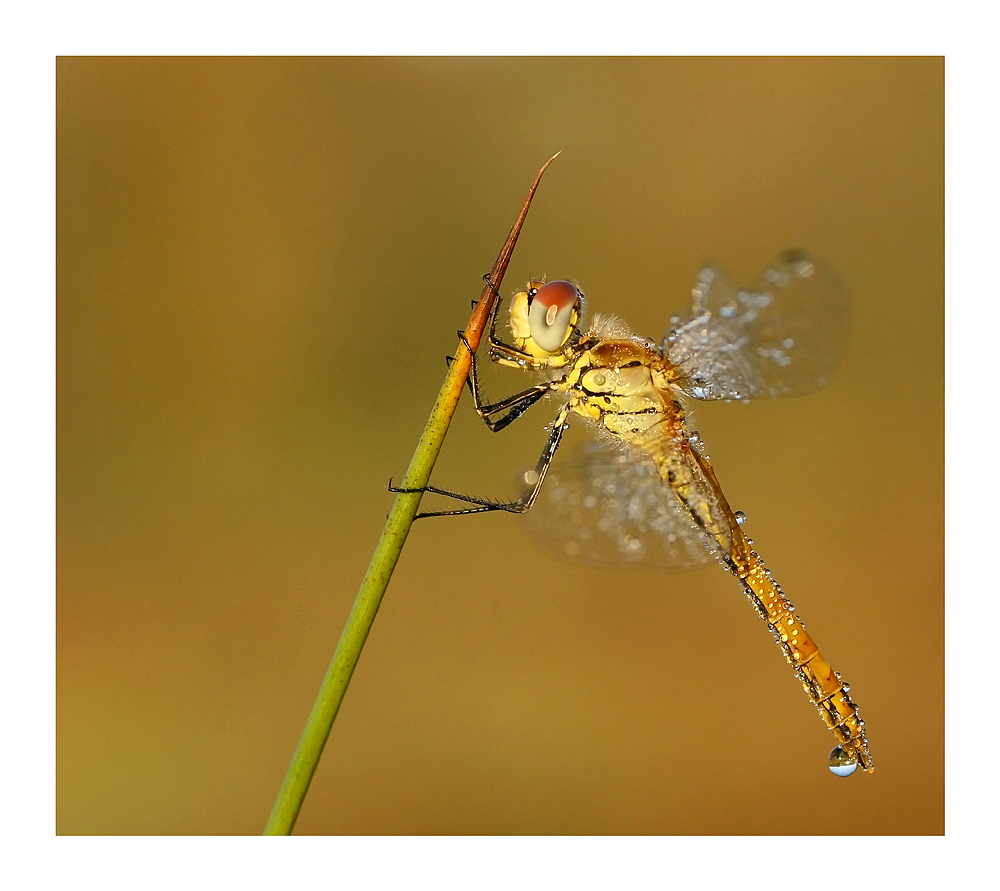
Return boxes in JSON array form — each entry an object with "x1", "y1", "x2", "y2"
[
  {"x1": 455, "y1": 332, "x2": 550, "y2": 431},
  {"x1": 389, "y1": 405, "x2": 571, "y2": 518}
]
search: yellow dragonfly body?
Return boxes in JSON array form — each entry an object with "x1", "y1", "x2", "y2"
[{"x1": 394, "y1": 250, "x2": 872, "y2": 775}]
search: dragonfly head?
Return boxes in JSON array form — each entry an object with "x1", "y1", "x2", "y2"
[{"x1": 509, "y1": 279, "x2": 584, "y2": 359}]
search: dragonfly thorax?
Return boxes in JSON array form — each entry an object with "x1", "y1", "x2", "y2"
[{"x1": 557, "y1": 338, "x2": 687, "y2": 452}]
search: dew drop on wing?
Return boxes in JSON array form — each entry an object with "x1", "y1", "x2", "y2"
[
  {"x1": 665, "y1": 250, "x2": 849, "y2": 402},
  {"x1": 518, "y1": 440, "x2": 719, "y2": 572}
]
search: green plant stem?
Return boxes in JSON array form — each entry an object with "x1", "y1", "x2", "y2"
[{"x1": 263, "y1": 154, "x2": 560, "y2": 835}]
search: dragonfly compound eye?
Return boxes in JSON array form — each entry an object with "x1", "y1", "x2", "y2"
[{"x1": 528, "y1": 280, "x2": 580, "y2": 352}]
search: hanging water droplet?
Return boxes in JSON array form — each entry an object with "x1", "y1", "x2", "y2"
[
  {"x1": 734, "y1": 510, "x2": 747, "y2": 525},
  {"x1": 828, "y1": 745, "x2": 859, "y2": 777},
  {"x1": 688, "y1": 431, "x2": 701, "y2": 446}
]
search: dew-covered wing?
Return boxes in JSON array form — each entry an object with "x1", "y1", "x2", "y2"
[
  {"x1": 663, "y1": 249, "x2": 848, "y2": 401},
  {"x1": 522, "y1": 440, "x2": 720, "y2": 571}
]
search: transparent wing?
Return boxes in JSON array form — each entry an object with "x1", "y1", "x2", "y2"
[
  {"x1": 522, "y1": 439, "x2": 721, "y2": 571},
  {"x1": 663, "y1": 249, "x2": 848, "y2": 401}
]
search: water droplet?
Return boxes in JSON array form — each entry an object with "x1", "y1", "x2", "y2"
[
  {"x1": 734, "y1": 510, "x2": 747, "y2": 525},
  {"x1": 828, "y1": 745, "x2": 858, "y2": 777},
  {"x1": 793, "y1": 259, "x2": 815, "y2": 278}
]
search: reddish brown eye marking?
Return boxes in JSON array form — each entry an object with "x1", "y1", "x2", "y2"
[
  {"x1": 527, "y1": 280, "x2": 580, "y2": 352},
  {"x1": 535, "y1": 280, "x2": 578, "y2": 310}
]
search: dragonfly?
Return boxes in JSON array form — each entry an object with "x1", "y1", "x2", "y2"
[{"x1": 391, "y1": 249, "x2": 872, "y2": 776}]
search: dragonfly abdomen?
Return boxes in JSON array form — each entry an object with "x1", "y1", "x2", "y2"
[
  {"x1": 736, "y1": 551, "x2": 873, "y2": 772},
  {"x1": 648, "y1": 443, "x2": 737, "y2": 561},
  {"x1": 665, "y1": 443, "x2": 874, "y2": 773}
]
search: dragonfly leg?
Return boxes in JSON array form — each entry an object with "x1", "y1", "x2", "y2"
[
  {"x1": 479, "y1": 387, "x2": 549, "y2": 432},
  {"x1": 387, "y1": 480, "x2": 525, "y2": 517},
  {"x1": 456, "y1": 332, "x2": 551, "y2": 431},
  {"x1": 481, "y1": 272, "x2": 501, "y2": 302},
  {"x1": 389, "y1": 405, "x2": 571, "y2": 518},
  {"x1": 515, "y1": 404, "x2": 572, "y2": 511}
]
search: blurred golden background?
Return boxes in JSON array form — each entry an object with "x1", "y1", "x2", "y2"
[{"x1": 57, "y1": 57, "x2": 942, "y2": 835}]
